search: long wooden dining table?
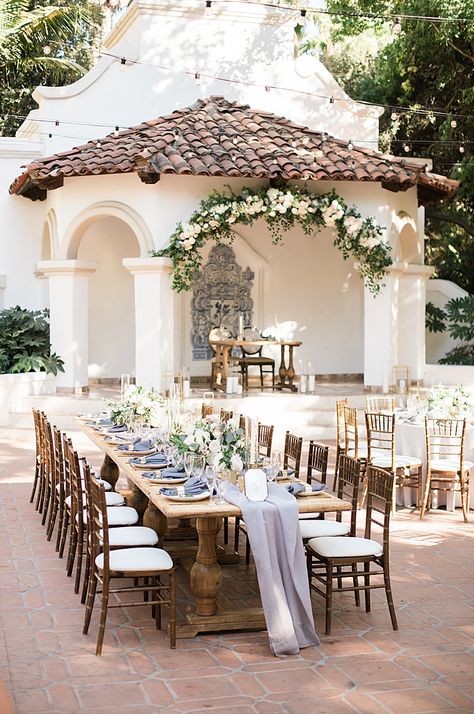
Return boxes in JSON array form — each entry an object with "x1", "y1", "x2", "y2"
[{"x1": 76, "y1": 419, "x2": 351, "y2": 638}]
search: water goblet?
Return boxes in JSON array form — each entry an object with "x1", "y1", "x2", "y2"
[
  {"x1": 191, "y1": 454, "x2": 206, "y2": 479},
  {"x1": 183, "y1": 452, "x2": 195, "y2": 478},
  {"x1": 204, "y1": 465, "x2": 216, "y2": 495},
  {"x1": 270, "y1": 451, "x2": 282, "y2": 481}
]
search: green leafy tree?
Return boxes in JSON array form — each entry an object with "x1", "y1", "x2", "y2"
[
  {"x1": 0, "y1": 0, "x2": 103, "y2": 136},
  {"x1": 322, "y1": 1, "x2": 474, "y2": 292}
]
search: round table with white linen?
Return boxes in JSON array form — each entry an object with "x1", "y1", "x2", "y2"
[{"x1": 396, "y1": 420, "x2": 474, "y2": 511}]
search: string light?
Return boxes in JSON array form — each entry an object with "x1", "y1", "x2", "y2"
[
  {"x1": 55, "y1": 120, "x2": 60, "y2": 127},
  {"x1": 347, "y1": 139, "x2": 354, "y2": 151},
  {"x1": 329, "y1": 96, "x2": 334, "y2": 104},
  {"x1": 403, "y1": 143, "x2": 410, "y2": 152},
  {"x1": 205, "y1": 0, "x2": 212, "y2": 8},
  {"x1": 194, "y1": 71, "x2": 201, "y2": 81},
  {"x1": 114, "y1": 126, "x2": 120, "y2": 136},
  {"x1": 391, "y1": 112, "x2": 397, "y2": 121},
  {"x1": 450, "y1": 119, "x2": 457, "y2": 128},
  {"x1": 393, "y1": 17, "x2": 402, "y2": 33},
  {"x1": 300, "y1": 9, "x2": 307, "y2": 23},
  {"x1": 459, "y1": 145, "x2": 465, "y2": 153},
  {"x1": 43, "y1": 45, "x2": 51, "y2": 55}
]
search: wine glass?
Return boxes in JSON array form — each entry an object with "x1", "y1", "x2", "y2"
[
  {"x1": 204, "y1": 465, "x2": 216, "y2": 494},
  {"x1": 270, "y1": 451, "x2": 282, "y2": 481},
  {"x1": 191, "y1": 454, "x2": 206, "y2": 479},
  {"x1": 215, "y1": 478, "x2": 230, "y2": 504},
  {"x1": 183, "y1": 452, "x2": 195, "y2": 478}
]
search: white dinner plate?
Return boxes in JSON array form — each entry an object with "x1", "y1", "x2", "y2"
[
  {"x1": 142, "y1": 475, "x2": 187, "y2": 485},
  {"x1": 115, "y1": 447, "x2": 157, "y2": 457},
  {"x1": 296, "y1": 489, "x2": 329, "y2": 498},
  {"x1": 161, "y1": 491, "x2": 210, "y2": 502},
  {"x1": 130, "y1": 461, "x2": 169, "y2": 469}
]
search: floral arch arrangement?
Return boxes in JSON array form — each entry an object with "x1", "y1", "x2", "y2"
[{"x1": 153, "y1": 185, "x2": 392, "y2": 294}]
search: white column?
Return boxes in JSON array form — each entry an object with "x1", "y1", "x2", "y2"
[
  {"x1": 0, "y1": 274, "x2": 6, "y2": 309},
  {"x1": 364, "y1": 266, "x2": 403, "y2": 389},
  {"x1": 397, "y1": 264, "x2": 434, "y2": 383},
  {"x1": 37, "y1": 260, "x2": 97, "y2": 391},
  {"x1": 123, "y1": 257, "x2": 175, "y2": 391}
]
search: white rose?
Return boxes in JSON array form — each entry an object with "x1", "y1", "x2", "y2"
[{"x1": 208, "y1": 439, "x2": 221, "y2": 453}]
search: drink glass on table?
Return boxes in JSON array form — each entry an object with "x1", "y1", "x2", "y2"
[
  {"x1": 190, "y1": 454, "x2": 206, "y2": 479},
  {"x1": 270, "y1": 451, "x2": 282, "y2": 481}
]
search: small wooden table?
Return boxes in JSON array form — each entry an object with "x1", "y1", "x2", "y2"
[
  {"x1": 210, "y1": 338, "x2": 302, "y2": 392},
  {"x1": 76, "y1": 419, "x2": 350, "y2": 637}
]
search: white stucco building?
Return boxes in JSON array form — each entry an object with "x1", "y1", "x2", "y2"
[{"x1": 1, "y1": 0, "x2": 457, "y2": 393}]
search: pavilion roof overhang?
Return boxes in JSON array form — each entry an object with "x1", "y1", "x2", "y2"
[{"x1": 9, "y1": 96, "x2": 458, "y2": 204}]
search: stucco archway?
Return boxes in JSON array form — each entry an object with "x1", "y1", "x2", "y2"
[{"x1": 61, "y1": 201, "x2": 154, "y2": 260}]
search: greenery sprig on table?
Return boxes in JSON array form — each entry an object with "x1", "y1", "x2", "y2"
[
  {"x1": 105, "y1": 385, "x2": 167, "y2": 427},
  {"x1": 169, "y1": 416, "x2": 247, "y2": 471},
  {"x1": 0, "y1": 306, "x2": 64, "y2": 375},
  {"x1": 153, "y1": 186, "x2": 391, "y2": 294}
]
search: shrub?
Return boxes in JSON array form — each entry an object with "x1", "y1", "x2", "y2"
[{"x1": 0, "y1": 306, "x2": 64, "y2": 375}]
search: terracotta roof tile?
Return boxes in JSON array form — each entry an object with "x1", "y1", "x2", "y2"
[{"x1": 9, "y1": 96, "x2": 458, "y2": 202}]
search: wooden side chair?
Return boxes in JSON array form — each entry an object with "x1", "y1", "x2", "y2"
[
  {"x1": 82, "y1": 468, "x2": 176, "y2": 655},
  {"x1": 258, "y1": 422, "x2": 274, "y2": 458},
  {"x1": 307, "y1": 465, "x2": 398, "y2": 635},
  {"x1": 365, "y1": 412, "x2": 422, "y2": 512},
  {"x1": 300, "y1": 453, "x2": 360, "y2": 541},
  {"x1": 237, "y1": 328, "x2": 275, "y2": 390},
  {"x1": 421, "y1": 417, "x2": 471, "y2": 522},
  {"x1": 365, "y1": 396, "x2": 395, "y2": 413},
  {"x1": 283, "y1": 431, "x2": 303, "y2": 477},
  {"x1": 334, "y1": 399, "x2": 348, "y2": 489},
  {"x1": 220, "y1": 408, "x2": 233, "y2": 423},
  {"x1": 30, "y1": 408, "x2": 44, "y2": 508},
  {"x1": 40, "y1": 412, "x2": 55, "y2": 527},
  {"x1": 46, "y1": 426, "x2": 67, "y2": 545}
]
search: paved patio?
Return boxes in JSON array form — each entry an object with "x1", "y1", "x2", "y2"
[{"x1": 1, "y1": 425, "x2": 474, "y2": 713}]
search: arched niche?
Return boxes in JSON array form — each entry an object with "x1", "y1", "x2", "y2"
[
  {"x1": 391, "y1": 211, "x2": 422, "y2": 263},
  {"x1": 61, "y1": 201, "x2": 154, "y2": 259}
]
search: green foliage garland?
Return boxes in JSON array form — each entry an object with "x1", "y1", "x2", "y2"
[{"x1": 153, "y1": 186, "x2": 392, "y2": 294}]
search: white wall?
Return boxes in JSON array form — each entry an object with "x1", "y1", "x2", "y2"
[
  {"x1": 0, "y1": 140, "x2": 45, "y2": 309},
  {"x1": 77, "y1": 217, "x2": 140, "y2": 378}
]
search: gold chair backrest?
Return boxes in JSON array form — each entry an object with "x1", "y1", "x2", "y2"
[
  {"x1": 201, "y1": 403, "x2": 214, "y2": 418},
  {"x1": 365, "y1": 411, "x2": 395, "y2": 469},
  {"x1": 344, "y1": 406, "x2": 366, "y2": 458},
  {"x1": 365, "y1": 396, "x2": 395, "y2": 413},
  {"x1": 425, "y1": 417, "x2": 466, "y2": 471},
  {"x1": 220, "y1": 409, "x2": 233, "y2": 423},
  {"x1": 336, "y1": 399, "x2": 347, "y2": 449}
]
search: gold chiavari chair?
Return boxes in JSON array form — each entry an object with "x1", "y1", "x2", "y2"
[
  {"x1": 343, "y1": 406, "x2": 368, "y2": 462},
  {"x1": 283, "y1": 431, "x2": 303, "y2": 477},
  {"x1": 421, "y1": 417, "x2": 471, "y2": 522},
  {"x1": 334, "y1": 399, "x2": 348, "y2": 489},
  {"x1": 307, "y1": 465, "x2": 398, "y2": 636},
  {"x1": 82, "y1": 466, "x2": 176, "y2": 655},
  {"x1": 365, "y1": 412, "x2": 422, "y2": 512},
  {"x1": 365, "y1": 396, "x2": 395, "y2": 413}
]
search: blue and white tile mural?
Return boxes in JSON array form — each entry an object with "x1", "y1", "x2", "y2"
[{"x1": 191, "y1": 245, "x2": 254, "y2": 360}]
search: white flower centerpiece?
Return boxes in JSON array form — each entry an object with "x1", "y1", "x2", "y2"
[
  {"x1": 105, "y1": 385, "x2": 167, "y2": 427},
  {"x1": 427, "y1": 385, "x2": 474, "y2": 419},
  {"x1": 169, "y1": 415, "x2": 247, "y2": 473},
  {"x1": 153, "y1": 185, "x2": 392, "y2": 294}
]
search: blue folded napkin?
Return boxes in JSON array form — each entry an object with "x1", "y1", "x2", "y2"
[
  {"x1": 160, "y1": 476, "x2": 209, "y2": 497},
  {"x1": 285, "y1": 481, "x2": 328, "y2": 496},
  {"x1": 141, "y1": 468, "x2": 184, "y2": 481},
  {"x1": 276, "y1": 468, "x2": 295, "y2": 479},
  {"x1": 107, "y1": 424, "x2": 128, "y2": 433},
  {"x1": 160, "y1": 465, "x2": 185, "y2": 477},
  {"x1": 86, "y1": 417, "x2": 113, "y2": 426},
  {"x1": 116, "y1": 438, "x2": 153, "y2": 452},
  {"x1": 129, "y1": 453, "x2": 168, "y2": 466}
]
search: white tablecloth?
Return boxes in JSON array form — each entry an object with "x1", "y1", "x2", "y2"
[{"x1": 396, "y1": 422, "x2": 474, "y2": 511}]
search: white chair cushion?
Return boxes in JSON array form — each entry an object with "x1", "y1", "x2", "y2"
[
  {"x1": 80, "y1": 506, "x2": 139, "y2": 526},
  {"x1": 104, "y1": 526, "x2": 159, "y2": 547},
  {"x1": 105, "y1": 492, "x2": 125, "y2": 507},
  {"x1": 307, "y1": 536, "x2": 383, "y2": 558},
  {"x1": 371, "y1": 454, "x2": 422, "y2": 469},
  {"x1": 429, "y1": 459, "x2": 473, "y2": 474},
  {"x1": 299, "y1": 519, "x2": 349, "y2": 540},
  {"x1": 98, "y1": 479, "x2": 112, "y2": 491},
  {"x1": 95, "y1": 546, "x2": 173, "y2": 573},
  {"x1": 346, "y1": 442, "x2": 368, "y2": 459}
]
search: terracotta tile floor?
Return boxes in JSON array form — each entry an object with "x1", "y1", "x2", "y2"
[{"x1": 1, "y1": 426, "x2": 474, "y2": 714}]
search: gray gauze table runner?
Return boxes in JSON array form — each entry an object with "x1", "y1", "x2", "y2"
[{"x1": 225, "y1": 482, "x2": 319, "y2": 656}]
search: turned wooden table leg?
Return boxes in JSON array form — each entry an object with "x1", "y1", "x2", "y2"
[
  {"x1": 126, "y1": 479, "x2": 149, "y2": 521},
  {"x1": 143, "y1": 501, "x2": 168, "y2": 544},
  {"x1": 190, "y1": 516, "x2": 222, "y2": 617},
  {"x1": 287, "y1": 345, "x2": 297, "y2": 392},
  {"x1": 100, "y1": 454, "x2": 119, "y2": 491},
  {"x1": 278, "y1": 344, "x2": 287, "y2": 389}
]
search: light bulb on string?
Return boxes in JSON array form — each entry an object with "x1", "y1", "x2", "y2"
[
  {"x1": 96, "y1": 141, "x2": 102, "y2": 148},
  {"x1": 329, "y1": 96, "x2": 334, "y2": 105},
  {"x1": 429, "y1": 114, "x2": 436, "y2": 124},
  {"x1": 300, "y1": 9, "x2": 307, "y2": 24},
  {"x1": 43, "y1": 44, "x2": 51, "y2": 55},
  {"x1": 403, "y1": 143, "x2": 410, "y2": 153},
  {"x1": 265, "y1": 85, "x2": 271, "y2": 93},
  {"x1": 459, "y1": 145, "x2": 465, "y2": 153},
  {"x1": 391, "y1": 111, "x2": 397, "y2": 121},
  {"x1": 194, "y1": 71, "x2": 200, "y2": 82},
  {"x1": 55, "y1": 120, "x2": 59, "y2": 127},
  {"x1": 205, "y1": 0, "x2": 212, "y2": 9},
  {"x1": 347, "y1": 139, "x2": 354, "y2": 151},
  {"x1": 119, "y1": 57, "x2": 127, "y2": 71},
  {"x1": 114, "y1": 126, "x2": 120, "y2": 137},
  {"x1": 450, "y1": 119, "x2": 457, "y2": 128}
]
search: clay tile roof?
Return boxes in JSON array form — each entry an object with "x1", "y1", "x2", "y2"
[{"x1": 9, "y1": 96, "x2": 458, "y2": 203}]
